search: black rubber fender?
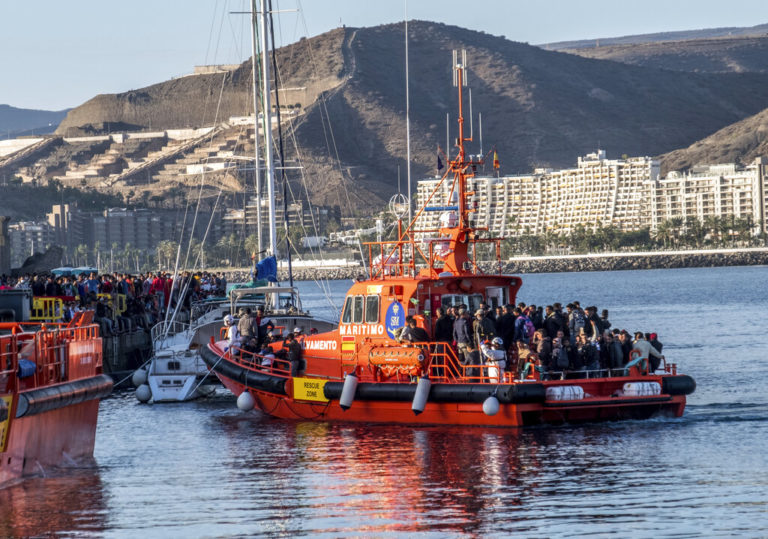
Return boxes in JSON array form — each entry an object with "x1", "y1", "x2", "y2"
[
  {"x1": 323, "y1": 382, "x2": 416, "y2": 402},
  {"x1": 662, "y1": 375, "x2": 696, "y2": 396},
  {"x1": 16, "y1": 374, "x2": 113, "y2": 418},
  {"x1": 497, "y1": 383, "x2": 546, "y2": 404},
  {"x1": 324, "y1": 381, "x2": 546, "y2": 404},
  {"x1": 201, "y1": 344, "x2": 287, "y2": 396}
]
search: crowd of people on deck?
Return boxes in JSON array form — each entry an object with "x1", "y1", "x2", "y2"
[
  {"x1": 0, "y1": 271, "x2": 229, "y2": 338},
  {"x1": 222, "y1": 307, "x2": 318, "y2": 377},
  {"x1": 213, "y1": 293, "x2": 666, "y2": 383},
  {"x1": 423, "y1": 301, "x2": 665, "y2": 380}
]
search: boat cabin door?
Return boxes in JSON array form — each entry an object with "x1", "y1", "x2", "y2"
[{"x1": 485, "y1": 287, "x2": 508, "y2": 310}]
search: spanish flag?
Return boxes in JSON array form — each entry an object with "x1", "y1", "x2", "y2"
[{"x1": 493, "y1": 150, "x2": 500, "y2": 170}]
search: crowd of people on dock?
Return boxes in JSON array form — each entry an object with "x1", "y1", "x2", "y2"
[
  {"x1": 0, "y1": 270, "x2": 229, "y2": 337},
  {"x1": 423, "y1": 301, "x2": 665, "y2": 380}
]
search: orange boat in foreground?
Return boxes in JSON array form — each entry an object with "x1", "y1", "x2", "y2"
[
  {"x1": 202, "y1": 51, "x2": 695, "y2": 427},
  {"x1": 0, "y1": 311, "x2": 113, "y2": 487}
]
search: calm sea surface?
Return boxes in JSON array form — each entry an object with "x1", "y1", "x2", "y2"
[{"x1": 1, "y1": 266, "x2": 767, "y2": 537}]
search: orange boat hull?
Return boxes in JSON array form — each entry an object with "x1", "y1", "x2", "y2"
[
  {"x1": 0, "y1": 398, "x2": 101, "y2": 487},
  {"x1": 216, "y1": 375, "x2": 687, "y2": 427}
]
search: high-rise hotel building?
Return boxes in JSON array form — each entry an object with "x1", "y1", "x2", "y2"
[{"x1": 415, "y1": 151, "x2": 768, "y2": 237}]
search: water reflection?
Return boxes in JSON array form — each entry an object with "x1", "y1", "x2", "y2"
[
  {"x1": 208, "y1": 410, "x2": 711, "y2": 535},
  {"x1": 0, "y1": 469, "x2": 106, "y2": 537},
  {"x1": 212, "y1": 412, "x2": 583, "y2": 534}
]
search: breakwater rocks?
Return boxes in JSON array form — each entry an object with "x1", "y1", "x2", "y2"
[
  {"x1": 497, "y1": 249, "x2": 768, "y2": 274},
  {"x1": 221, "y1": 249, "x2": 768, "y2": 282},
  {"x1": 223, "y1": 267, "x2": 364, "y2": 283}
]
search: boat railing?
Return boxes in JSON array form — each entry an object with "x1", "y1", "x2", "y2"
[
  {"x1": 225, "y1": 346, "x2": 291, "y2": 379},
  {"x1": 0, "y1": 333, "x2": 19, "y2": 394},
  {"x1": 426, "y1": 344, "x2": 670, "y2": 384},
  {"x1": 218, "y1": 325, "x2": 288, "y2": 342},
  {"x1": 151, "y1": 320, "x2": 191, "y2": 344},
  {"x1": 189, "y1": 299, "x2": 227, "y2": 327},
  {"x1": 406, "y1": 342, "x2": 510, "y2": 384},
  {"x1": 0, "y1": 323, "x2": 103, "y2": 393},
  {"x1": 364, "y1": 227, "x2": 504, "y2": 279}
]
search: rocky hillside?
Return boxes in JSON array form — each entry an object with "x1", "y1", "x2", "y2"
[
  {"x1": 545, "y1": 22, "x2": 768, "y2": 49},
  {"x1": 53, "y1": 21, "x2": 768, "y2": 210},
  {"x1": 660, "y1": 106, "x2": 768, "y2": 173},
  {"x1": 56, "y1": 29, "x2": 347, "y2": 135},
  {"x1": 560, "y1": 35, "x2": 768, "y2": 74}
]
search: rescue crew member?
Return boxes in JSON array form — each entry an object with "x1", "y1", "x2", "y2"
[{"x1": 480, "y1": 337, "x2": 507, "y2": 383}]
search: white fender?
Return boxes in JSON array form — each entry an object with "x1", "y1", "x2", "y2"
[
  {"x1": 411, "y1": 377, "x2": 432, "y2": 415},
  {"x1": 237, "y1": 391, "x2": 256, "y2": 411},
  {"x1": 483, "y1": 395, "x2": 500, "y2": 416},
  {"x1": 135, "y1": 384, "x2": 151, "y2": 403},
  {"x1": 339, "y1": 372, "x2": 358, "y2": 411}
]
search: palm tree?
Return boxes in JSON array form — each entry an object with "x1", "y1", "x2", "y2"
[
  {"x1": 703, "y1": 215, "x2": 721, "y2": 246},
  {"x1": 155, "y1": 240, "x2": 179, "y2": 270},
  {"x1": 667, "y1": 217, "x2": 684, "y2": 247},
  {"x1": 244, "y1": 234, "x2": 260, "y2": 261},
  {"x1": 653, "y1": 220, "x2": 673, "y2": 248},
  {"x1": 74, "y1": 244, "x2": 89, "y2": 266},
  {"x1": 684, "y1": 217, "x2": 705, "y2": 248}
]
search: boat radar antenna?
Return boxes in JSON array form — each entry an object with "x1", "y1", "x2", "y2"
[
  {"x1": 451, "y1": 49, "x2": 476, "y2": 231},
  {"x1": 364, "y1": 49, "x2": 500, "y2": 280}
]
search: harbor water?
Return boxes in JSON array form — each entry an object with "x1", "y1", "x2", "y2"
[{"x1": 1, "y1": 266, "x2": 767, "y2": 537}]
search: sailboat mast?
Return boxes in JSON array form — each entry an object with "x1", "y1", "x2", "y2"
[
  {"x1": 258, "y1": 0, "x2": 277, "y2": 257},
  {"x1": 250, "y1": 1, "x2": 263, "y2": 253}
]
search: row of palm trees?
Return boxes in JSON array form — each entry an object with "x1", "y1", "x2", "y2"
[
  {"x1": 651, "y1": 215, "x2": 755, "y2": 249},
  {"x1": 500, "y1": 216, "x2": 763, "y2": 257},
  {"x1": 64, "y1": 233, "x2": 270, "y2": 273}
]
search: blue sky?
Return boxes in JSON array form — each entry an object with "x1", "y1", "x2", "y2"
[{"x1": 3, "y1": 0, "x2": 768, "y2": 110}]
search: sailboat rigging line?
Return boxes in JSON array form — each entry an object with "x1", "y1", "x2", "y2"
[
  {"x1": 267, "y1": 0, "x2": 293, "y2": 287},
  {"x1": 200, "y1": 1, "x2": 230, "y2": 137},
  {"x1": 260, "y1": 5, "x2": 341, "y2": 315},
  {"x1": 371, "y1": 167, "x2": 452, "y2": 281},
  {"x1": 164, "y1": 0, "x2": 249, "y2": 338},
  {"x1": 294, "y1": 0, "x2": 353, "y2": 214},
  {"x1": 183, "y1": 74, "x2": 229, "y2": 271}
]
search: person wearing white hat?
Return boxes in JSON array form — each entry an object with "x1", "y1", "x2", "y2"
[{"x1": 223, "y1": 314, "x2": 240, "y2": 356}]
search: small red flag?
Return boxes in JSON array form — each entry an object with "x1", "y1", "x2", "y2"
[{"x1": 493, "y1": 150, "x2": 500, "y2": 170}]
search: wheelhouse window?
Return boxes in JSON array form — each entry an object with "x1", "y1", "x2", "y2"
[
  {"x1": 352, "y1": 296, "x2": 364, "y2": 324},
  {"x1": 365, "y1": 295, "x2": 379, "y2": 323},
  {"x1": 341, "y1": 296, "x2": 353, "y2": 324},
  {"x1": 441, "y1": 294, "x2": 484, "y2": 313}
]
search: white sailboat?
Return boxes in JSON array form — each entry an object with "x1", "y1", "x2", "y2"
[{"x1": 133, "y1": 0, "x2": 337, "y2": 403}]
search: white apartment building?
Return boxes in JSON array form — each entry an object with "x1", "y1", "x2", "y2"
[
  {"x1": 416, "y1": 150, "x2": 659, "y2": 237},
  {"x1": 643, "y1": 159, "x2": 768, "y2": 234},
  {"x1": 416, "y1": 152, "x2": 768, "y2": 238}
]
